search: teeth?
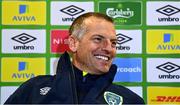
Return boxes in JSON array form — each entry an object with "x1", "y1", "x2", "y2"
[{"x1": 96, "y1": 55, "x2": 109, "y2": 61}]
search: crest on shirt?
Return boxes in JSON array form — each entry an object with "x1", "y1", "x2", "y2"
[{"x1": 104, "y1": 91, "x2": 123, "y2": 105}]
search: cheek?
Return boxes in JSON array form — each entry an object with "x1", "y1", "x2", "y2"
[
  {"x1": 80, "y1": 40, "x2": 102, "y2": 54},
  {"x1": 112, "y1": 49, "x2": 116, "y2": 57}
]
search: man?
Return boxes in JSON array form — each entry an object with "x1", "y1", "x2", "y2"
[{"x1": 5, "y1": 12, "x2": 145, "y2": 104}]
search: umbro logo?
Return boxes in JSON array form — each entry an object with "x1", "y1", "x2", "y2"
[
  {"x1": 156, "y1": 5, "x2": 180, "y2": 16},
  {"x1": 60, "y1": 5, "x2": 85, "y2": 16},
  {"x1": 11, "y1": 33, "x2": 36, "y2": 45},
  {"x1": 116, "y1": 33, "x2": 132, "y2": 45},
  {"x1": 156, "y1": 62, "x2": 180, "y2": 73},
  {"x1": 40, "y1": 87, "x2": 51, "y2": 95}
]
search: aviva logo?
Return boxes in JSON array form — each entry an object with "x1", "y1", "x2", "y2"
[
  {"x1": 147, "y1": 30, "x2": 180, "y2": 54},
  {"x1": 1, "y1": 58, "x2": 46, "y2": 82},
  {"x1": 19, "y1": 5, "x2": 29, "y2": 14},
  {"x1": 164, "y1": 33, "x2": 174, "y2": 43},
  {"x1": 2, "y1": 1, "x2": 46, "y2": 25},
  {"x1": 18, "y1": 62, "x2": 28, "y2": 71}
]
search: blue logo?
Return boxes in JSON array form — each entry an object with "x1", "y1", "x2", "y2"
[
  {"x1": 19, "y1": 5, "x2": 28, "y2": 14},
  {"x1": 18, "y1": 62, "x2": 28, "y2": 71},
  {"x1": 164, "y1": 33, "x2": 173, "y2": 43},
  {"x1": 113, "y1": 58, "x2": 142, "y2": 82}
]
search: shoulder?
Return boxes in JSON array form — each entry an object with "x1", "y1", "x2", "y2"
[
  {"x1": 107, "y1": 84, "x2": 145, "y2": 104},
  {"x1": 4, "y1": 75, "x2": 55, "y2": 104},
  {"x1": 18, "y1": 75, "x2": 54, "y2": 89}
]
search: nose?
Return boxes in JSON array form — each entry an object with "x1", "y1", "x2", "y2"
[{"x1": 102, "y1": 39, "x2": 114, "y2": 52}]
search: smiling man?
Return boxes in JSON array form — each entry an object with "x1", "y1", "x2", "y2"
[
  {"x1": 69, "y1": 13, "x2": 117, "y2": 75},
  {"x1": 5, "y1": 12, "x2": 145, "y2": 105}
]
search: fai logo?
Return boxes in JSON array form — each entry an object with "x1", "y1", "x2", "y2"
[
  {"x1": 156, "y1": 62, "x2": 180, "y2": 73},
  {"x1": 104, "y1": 91, "x2": 123, "y2": 105},
  {"x1": 12, "y1": 33, "x2": 36, "y2": 45},
  {"x1": 117, "y1": 33, "x2": 132, "y2": 45},
  {"x1": 60, "y1": 5, "x2": 84, "y2": 16},
  {"x1": 156, "y1": 5, "x2": 180, "y2": 16}
]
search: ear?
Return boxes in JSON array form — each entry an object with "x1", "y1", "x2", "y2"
[{"x1": 68, "y1": 36, "x2": 79, "y2": 52}]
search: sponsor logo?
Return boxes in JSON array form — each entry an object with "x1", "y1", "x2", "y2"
[
  {"x1": 19, "y1": 5, "x2": 29, "y2": 14},
  {"x1": 13, "y1": 4, "x2": 36, "y2": 22},
  {"x1": 116, "y1": 30, "x2": 142, "y2": 54},
  {"x1": 2, "y1": 29, "x2": 46, "y2": 53},
  {"x1": 117, "y1": 67, "x2": 141, "y2": 73},
  {"x1": 157, "y1": 62, "x2": 180, "y2": 73},
  {"x1": 99, "y1": 2, "x2": 141, "y2": 25},
  {"x1": 117, "y1": 33, "x2": 132, "y2": 44},
  {"x1": 157, "y1": 62, "x2": 180, "y2": 79},
  {"x1": 51, "y1": 1, "x2": 93, "y2": 25},
  {"x1": 60, "y1": 5, "x2": 84, "y2": 22},
  {"x1": 106, "y1": 8, "x2": 134, "y2": 19},
  {"x1": 12, "y1": 61, "x2": 35, "y2": 79},
  {"x1": 156, "y1": 5, "x2": 180, "y2": 16},
  {"x1": 147, "y1": 58, "x2": 180, "y2": 82},
  {"x1": 12, "y1": 33, "x2": 36, "y2": 44},
  {"x1": 40, "y1": 87, "x2": 51, "y2": 95},
  {"x1": 2, "y1": 1, "x2": 46, "y2": 25},
  {"x1": 147, "y1": 30, "x2": 180, "y2": 54},
  {"x1": 156, "y1": 33, "x2": 180, "y2": 51},
  {"x1": 18, "y1": 61, "x2": 28, "y2": 71},
  {"x1": 147, "y1": 87, "x2": 180, "y2": 104},
  {"x1": 116, "y1": 33, "x2": 132, "y2": 50},
  {"x1": 156, "y1": 5, "x2": 180, "y2": 22},
  {"x1": 51, "y1": 30, "x2": 70, "y2": 53},
  {"x1": 164, "y1": 33, "x2": 173, "y2": 43},
  {"x1": 11, "y1": 33, "x2": 36, "y2": 50},
  {"x1": 1, "y1": 58, "x2": 46, "y2": 82},
  {"x1": 151, "y1": 96, "x2": 180, "y2": 102},
  {"x1": 104, "y1": 91, "x2": 123, "y2": 105},
  {"x1": 113, "y1": 58, "x2": 142, "y2": 82},
  {"x1": 60, "y1": 5, "x2": 84, "y2": 16}
]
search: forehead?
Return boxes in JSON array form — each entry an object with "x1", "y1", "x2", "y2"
[
  {"x1": 84, "y1": 16, "x2": 112, "y2": 25},
  {"x1": 84, "y1": 18, "x2": 116, "y2": 38}
]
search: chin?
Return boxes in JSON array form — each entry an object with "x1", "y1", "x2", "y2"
[{"x1": 99, "y1": 68, "x2": 109, "y2": 73}]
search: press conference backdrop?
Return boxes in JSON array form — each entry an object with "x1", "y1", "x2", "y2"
[{"x1": 0, "y1": 0, "x2": 180, "y2": 104}]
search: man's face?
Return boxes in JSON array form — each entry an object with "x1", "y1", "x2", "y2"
[{"x1": 71, "y1": 18, "x2": 117, "y2": 74}]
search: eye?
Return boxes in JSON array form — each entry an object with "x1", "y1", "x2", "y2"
[
  {"x1": 93, "y1": 37, "x2": 103, "y2": 43},
  {"x1": 111, "y1": 41, "x2": 117, "y2": 48}
]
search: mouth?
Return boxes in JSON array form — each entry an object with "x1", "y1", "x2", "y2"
[{"x1": 94, "y1": 54, "x2": 110, "y2": 61}]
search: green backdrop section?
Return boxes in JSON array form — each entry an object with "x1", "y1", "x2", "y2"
[{"x1": 0, "y1": 0, "x2": 180, "y2": 104}]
